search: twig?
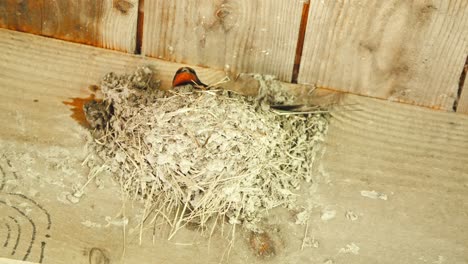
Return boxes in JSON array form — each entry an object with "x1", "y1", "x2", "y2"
[{"x1": 301, "y1": 221, "x2": 309, "y2": 250}]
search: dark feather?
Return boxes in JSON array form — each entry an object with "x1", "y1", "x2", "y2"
[{"x1": 270, "y1": 104, "x2": 305, "y2": 111}]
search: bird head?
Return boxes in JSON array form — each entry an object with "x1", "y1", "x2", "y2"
[{"x1": 172, "y1": 67, "x2": 207, "y2": 88}]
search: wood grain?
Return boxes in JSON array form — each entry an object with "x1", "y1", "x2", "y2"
[
  {"x1": 298, "y1": 0, "x2": 468, "y2": 110},
  {"x1": 1, "y1": 29, "x2": 468, "y2": 263},
  {"x1": 314, "y1": 94, "x2": 468, "y2": 263},
  {"x1": 0, "y1": 0, "x2": 139, "y2": 53},
  {"x1": 141, "y1": 0, "x2": 303, "y2": 82}
]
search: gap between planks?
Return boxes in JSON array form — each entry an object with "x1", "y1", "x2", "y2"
[
  {"x1": 135, "y1": 0, "x2": 145, "y2": 54},
  {"x1": 454, "y1": 55, "x2": 468, "y2": 113},
  {"x1": 291, "y1": 1, "x2": 311, "y2": 84}
]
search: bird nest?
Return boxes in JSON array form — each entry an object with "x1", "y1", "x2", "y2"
[{"x1": 83, "y1": 67, "x2": 329, "y2": 239}]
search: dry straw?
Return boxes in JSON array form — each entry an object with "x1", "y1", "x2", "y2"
[{"x1": 84, "y1": 67, "x2": 329, "y2": 241}]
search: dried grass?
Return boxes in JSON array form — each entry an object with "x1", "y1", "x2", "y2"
[{"x1": 84, "y1": 66, "x2": 329, "y2": 241}]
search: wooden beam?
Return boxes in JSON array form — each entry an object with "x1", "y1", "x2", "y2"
[
  {"x1": 0, "y1": 0, "x2": 139, "y2": 53},
  {"x1": 314, "y1": 94, "x2": 468, "y2": 263},
  {"x1": 298, "y1": 0, "x2": 468, "y2": 110},
  {"x1": 1, "y1": 29, "x2": 467, "y2": 263},
  {"x1": 141, "y1": 0, "x2": 303, "y2": 82}
]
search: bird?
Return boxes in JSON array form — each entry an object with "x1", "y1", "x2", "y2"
[
  {"x1": 172, "y1": 67, "x2": 208, "y2": 88},
  {"x1": 170, "y1": 66, "x2": 341, "y2": 113}
]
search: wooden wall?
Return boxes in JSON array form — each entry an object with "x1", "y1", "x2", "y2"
[
  {"x1": 0, "y1": 0, "x2": 467, "y2": 113},
  {"x1": 0, "y1": 0, "x2": 139, "y2": 52},
  {"x1": 142, "y1": 0, "x2": 303, "y2": 82},
  {"x1": 298, "y1": 0, "x2": 468, "y2": 111}
]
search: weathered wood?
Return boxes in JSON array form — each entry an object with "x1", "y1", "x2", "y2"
[
  {"x1": 298, "y1": 0, "x2": 468, "y2": 110},
  {"x1": 314, "y1": 95, "x2": 468, "y2": 263},
  {"x1": 0, "y1": 0, "x2": 139, "y2": 53},
  {"x1": 1, "y1": 29, "x2": 468, "y2": 263},
  {"x1": 141, "y1": 0, "x2": 303, "y2": 82}
]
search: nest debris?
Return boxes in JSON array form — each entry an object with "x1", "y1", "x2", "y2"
[{"x1": 83, "y1": 66, "x2": 329, "y2": 237}]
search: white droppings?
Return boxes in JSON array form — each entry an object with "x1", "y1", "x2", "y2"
[
  {"x1": 321, "y1": 209, "x2": 336, "y2": 221},
  {"x1": 105, "y1": 216, "x2": 128, "y2": 227},
  {"x1": 261, "y1": 49, "x2": 271, "y2": 56},
  {"x1": 81, "y1": 220, "x2": 103, "y2": 228},
  {"x1": 360, "y1": 190, "x2": 387, "y2": 200},
  {"x1": 168, "y1": 45, "x2": 174, "y2": 54},
  {"x1": 345, "y1": 210, "x2": 358, "y2": 221},
  {"x1": 339, "y1": 243, "x2": 360, "y2": 255},
  {"x1": 295, "y1": 209, "x2": 310, "y2": 225}
]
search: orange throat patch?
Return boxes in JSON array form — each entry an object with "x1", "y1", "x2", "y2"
[{"x1": 172, "y1": 72, "x2": 199, "y2": 87}]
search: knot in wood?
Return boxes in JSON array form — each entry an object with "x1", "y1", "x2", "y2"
[
  {"x1": 113, "y1": 0, "x2": 134, "y2": 15},
  {"x1": 215, "y1": 2, "x2": 238, "y2": 32}
]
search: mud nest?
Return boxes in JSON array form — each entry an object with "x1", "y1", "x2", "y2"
[{"x1": 83, "y1": 67, "x2": 329, "y2": 237}]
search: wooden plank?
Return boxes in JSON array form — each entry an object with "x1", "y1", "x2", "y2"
[
  {"x1": 141, "y1": 0, "x2": 303, "y2": 82},
  {"x1": 0, "y1": 0, "x2": 139, "y2": 53},
  {"x1": 298, "y1": 0, "x2": 468, "y2": 110},
  {"x1": 0, "y1": 1, "x2": 42, "y2": 33},
  {"x1": 314, "y1": 95, "x2": 468, "y2": 263},
  {"x1": 1, "y1": 29, "x2": 468, "y2": 263}
]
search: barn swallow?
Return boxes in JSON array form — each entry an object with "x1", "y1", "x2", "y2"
[{"x1": 172, "y1": 67, "x2": 208, "y2": 88}]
